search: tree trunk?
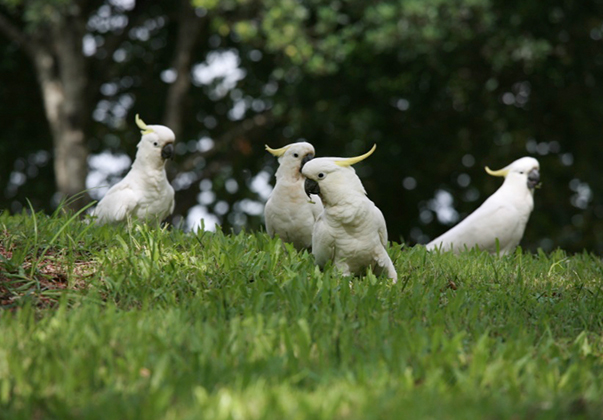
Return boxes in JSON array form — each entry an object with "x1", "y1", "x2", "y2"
[
  {"x1": 0, "y1": 7, "x2": 90, "y2": 212},
  {"x1": 163, "y1": 0, "x2": 205, "y2": 138},
  {"x1": 1, "y1": 1, "x2": 197, "y2": 213},
  {"x1": 32, "y1": 45, "x2": 89, "y2": 211}
]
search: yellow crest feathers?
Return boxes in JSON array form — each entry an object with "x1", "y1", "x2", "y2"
[
  {"x1": 334, "y1": 144, "x2": 377, "y2": 167},
  {"x1": 265, "y1": 144, "x2": 291, "y2": 157},
  {"x1": 135, "y1": 114, "x2": 155, "y2": 135},
  {"x1": 485, "y1": 166, "x2": 509, "y2": 177}
]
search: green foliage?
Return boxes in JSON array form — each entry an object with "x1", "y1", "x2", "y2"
[
  {"x1": 226, "y1": 0, "x2": 603, "y2": 252},
  {"x1": 0, "y1": 0, "x2": 73, "y2": 26},
  {"x1": 1, "y1": 213, "x2": 602, "y2": 418},
  {"x1": 2, "y1": 0, "x2": 603, "y2": 255}
]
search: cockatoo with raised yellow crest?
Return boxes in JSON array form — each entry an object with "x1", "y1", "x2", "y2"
[
  {"x1": 302, "y1": 145, "x2": 397, "y2": 282},
  {"x1": 93, "y1": 114, "x2": 176, "y2": 224},
  {"x1": 426, "y1": 156, "x2": 540, "y2": 254},
  {"x1": 264, "y1": 142, "x2": 323, "y2": 251}
]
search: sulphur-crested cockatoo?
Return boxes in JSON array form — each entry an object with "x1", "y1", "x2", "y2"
[
  {"x1": 302, "y1": 145, "x2": 397, "y2": 282},
  {"x1": 93, "y1": 114, "x2": 176, "y2": 224},
  {"x1": 264, "y1": 142, "x2": 323, "y2": 251},
  {"x1": 426, "y1": 156, "x2": 540, "y2": 254}
]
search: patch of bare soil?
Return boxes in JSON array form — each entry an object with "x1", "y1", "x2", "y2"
[{"x1": 0, "y1": 243, "x2": 96, "y2": 309}]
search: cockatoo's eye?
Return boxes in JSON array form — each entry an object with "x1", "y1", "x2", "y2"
[
  {"x1": 153, "y1": 142, "x2": 158, "y2": 147},
  {"x1": 519, "y1": 171, "x2": 524, "y2": 174},
  {"x1": 317, "y1": 173, "x2": 325, "y2": 179},
  {"x1": 293, "y1": 153, "x2": 299, "y2": 158}
]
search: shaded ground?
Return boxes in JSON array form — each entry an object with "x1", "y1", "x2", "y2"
[{"x1": 0, "y1": 242, "x2": 95, "y2": 309}]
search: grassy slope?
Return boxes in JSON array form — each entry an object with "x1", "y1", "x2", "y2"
[{"x1": 0, "y1": 211, "x2": 602, "y2": 419}]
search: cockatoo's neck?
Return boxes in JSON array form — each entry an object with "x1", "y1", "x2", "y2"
[
  {"x1": 275, "y1": 165, "x2": 303, "y2": 183},
  {"x1": 495, "y1": 178, "x2": 535, "y2": 208},
  {"x1": 319, "y1": 173, "x2": 366, "y2": 207},
  {"x1": 321, "y1": 187, "x2": 366, "y2": 208},
  {"x1": 501, "y1": 176, "x2": 533, "y2": 193},
  {"x1": 131, "y1": 157, "x2": 167, "y2": 175}
]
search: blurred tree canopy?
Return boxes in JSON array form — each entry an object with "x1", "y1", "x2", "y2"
[{"x1": 1, "y1": 0, "x2": 603, "y2": 253}]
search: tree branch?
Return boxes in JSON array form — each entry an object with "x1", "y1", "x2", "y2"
[{"x1": 163, "y1": 0, "x2": 206, "y2": 137}]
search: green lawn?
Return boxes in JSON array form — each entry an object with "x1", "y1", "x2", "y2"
[{"x1": 1, "y1": 211, "x2": 602, "y2": 419}]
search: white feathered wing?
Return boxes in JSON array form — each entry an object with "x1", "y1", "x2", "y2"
[
  {"x1": 426, "y1": 156, "x2": 540, "y2": 254},
  {"x1": 312, "y1": 191, "x2": 396, "y2": 281},
  {"x1": 302, "y1": 145, "x2": 397, "y2": 282},
  {"x1": 93, "y1": 115, "x2": 176, "y2": 225},
  {"x1": 94, "y1": 169, "x2": 175, "y2": 224},
  {"x1": 264, "y1": 142, "x2": 323, "y2": 251}
]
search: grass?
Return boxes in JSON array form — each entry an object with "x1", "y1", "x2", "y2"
[{"x1": 0, "y1": 210, "x2": 602, "y2": 419}]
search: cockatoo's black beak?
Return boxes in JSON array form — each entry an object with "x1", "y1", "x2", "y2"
[
  {"x1": 300, "y1": 153, "x2": 314, "y2": 172},
  {"x1": 527, "y1": 168, "x2": 540, "y2": 189},
  {"x1": 304, "y1": 178, "x2": 320, "y2": 198},
  {"x1": 161, "y1": 143, "x2": 174, "y2": 160}
]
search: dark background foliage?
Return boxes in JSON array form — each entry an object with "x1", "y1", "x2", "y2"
[{"x1": 1, "y1": 0, "x2": 603, "y2": 252}]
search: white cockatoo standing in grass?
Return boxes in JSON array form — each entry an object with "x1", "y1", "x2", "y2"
[
  {"x1": 264, "y1": 142, "x2": 323, "y2": 251},
  {"x1": 302, "y1": 145, "x2": 397, "y2": 282},
  {"x1": 93, "y1": 114, "x2": 176, "y2": 224},
  {"x1": 426, "y1": 156, "x2": 540, "y2": 254}
]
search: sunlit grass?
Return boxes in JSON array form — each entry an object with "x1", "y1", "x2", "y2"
[{"x1": 0, "y1": 211, "x2": 602, "y2": 419}]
